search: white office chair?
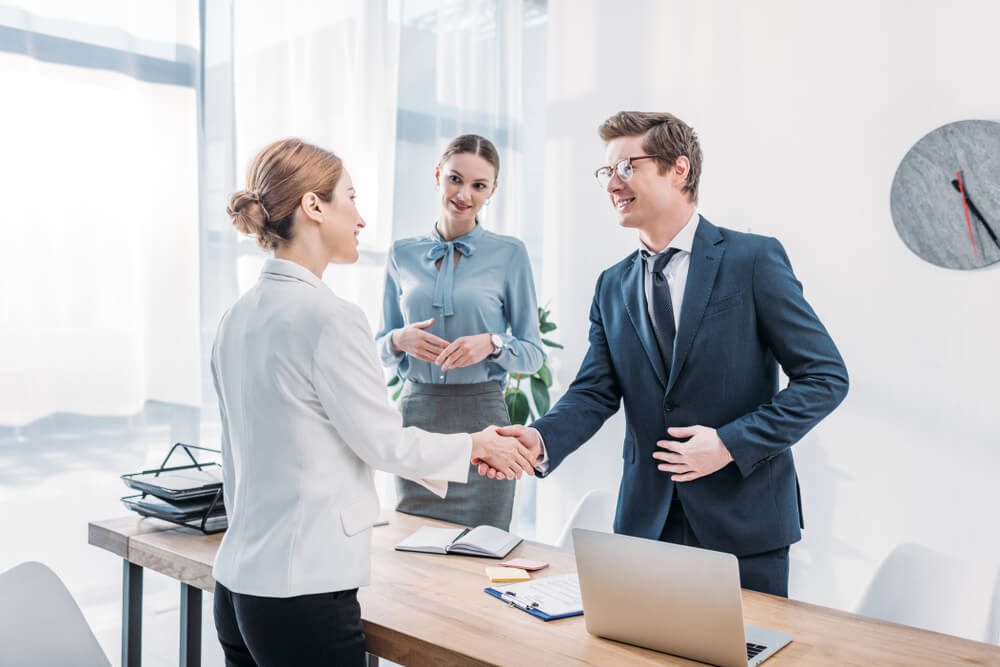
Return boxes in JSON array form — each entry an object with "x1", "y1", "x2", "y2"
[
  {"x1": 554, "y1": 488, "x2": 617, "y2": 552},
  {"x1": 856, "y1": 543, "x2": 1000, "y2": 643},
  {"x1": 0, "y1": 561, "x2": 110, "y2": 667}
]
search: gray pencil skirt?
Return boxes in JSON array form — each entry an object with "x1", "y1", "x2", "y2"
[{"x1": 395, "y1": 380, "x2": 516, "y2": 530}]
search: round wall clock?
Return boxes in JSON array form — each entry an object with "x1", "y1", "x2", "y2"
[{"x1": 890, "y1": 119, "x2": 1000, "y2": 270}]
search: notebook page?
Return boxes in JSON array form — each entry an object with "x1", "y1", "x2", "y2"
[
  {"x1": 454, "y1": 525, "x2": 516, "y2": 554},
  {"x1": 396, "y1": 526, "x2": 466, "y2": 553}
]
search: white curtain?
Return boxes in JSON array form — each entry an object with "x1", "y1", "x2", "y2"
[
  {"x1": 0, "y1": 1, "x2": 201, "y2": 426},
  {"x1": 228, "y1": 0, "x2": 402, "y2": 329},
  {"x1": 432, "y1": 0, "x2": 524, "y2": 238},
  {"x1": 392, "y1": 0, "x2": 537, "y2": 243}
]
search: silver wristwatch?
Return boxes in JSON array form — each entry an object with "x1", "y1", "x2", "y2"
[{"x1": 489, "y1": 334, "x2": 505, "y2": 358}]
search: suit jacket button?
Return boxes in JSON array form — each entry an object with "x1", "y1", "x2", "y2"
[{"x1": 663, "y1": 400, "x2": 675, "y2": 412}]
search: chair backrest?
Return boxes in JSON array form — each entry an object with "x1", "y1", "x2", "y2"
[
  {"x1": 856, "y1": 543, "x2": 1000, "y2": 643},
  {"x1": 0, "y1": 561, "x2": 111, "y2": 667},
  {"x1": 554, "y1": 488, "x2": 617, "y2": 552}
]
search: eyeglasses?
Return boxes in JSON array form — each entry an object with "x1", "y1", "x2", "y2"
[{"x1": 594, "y1": 155, "x2": 665, "y2": 189}]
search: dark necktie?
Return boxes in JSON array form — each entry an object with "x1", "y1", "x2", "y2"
[{"x1": 647, "y1": 248, "x2": 681, "y2": 376}]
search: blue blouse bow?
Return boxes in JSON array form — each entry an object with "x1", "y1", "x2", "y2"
[{"x1": 426, "y1": 237, "x2": 475, "y2": 316}]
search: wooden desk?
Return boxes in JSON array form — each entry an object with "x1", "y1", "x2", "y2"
[{"x1": 90, "y1": 512, "x2": 1000, "y2": 666}]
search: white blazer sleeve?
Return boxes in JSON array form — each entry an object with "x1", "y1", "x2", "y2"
[{"x1": 311, "y1": 305, "x2": 471, "y2": 497}]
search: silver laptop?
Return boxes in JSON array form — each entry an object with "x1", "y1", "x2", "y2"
[{"x1": 573, "y1": 528, "x2": 792, "y2": 667}]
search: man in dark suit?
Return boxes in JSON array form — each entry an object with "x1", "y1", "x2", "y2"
[{"x1": 498, "y1": 111, "x2": 848, "y2": 597}]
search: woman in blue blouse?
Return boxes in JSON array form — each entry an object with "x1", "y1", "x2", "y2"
[{"x1": 376, "y1": 135, "x2": 544, "y2": 530}]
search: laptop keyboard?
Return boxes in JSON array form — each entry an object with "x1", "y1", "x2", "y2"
[{"x1": 747, "y1": 642, "x2": 767, "y2": 659}]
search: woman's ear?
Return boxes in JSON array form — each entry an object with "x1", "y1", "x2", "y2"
[
  {"x1": 300, "y1": 192, "x2": 325, "y2": 224},
  {"x1": 434, "y1": 165, "x2": 442, "y2": 189},
  {"x1": 489, "y1": 181, "x2": 498, "y2": 199}
]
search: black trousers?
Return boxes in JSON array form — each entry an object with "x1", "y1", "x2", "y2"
[
  {"x1": 213, "y1": 582, "x2": 366, "y2": 667},
  {"x1": 659, "y1": 492, "x2": 790, "y2": 597}
]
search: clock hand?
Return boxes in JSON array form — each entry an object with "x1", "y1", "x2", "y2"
[
  {"x1": 950, "y1": 177, "x2": 1000, "y2": 250},
  {"x1": 953, "y1": 170, "x2": 978, "y2": 258}
]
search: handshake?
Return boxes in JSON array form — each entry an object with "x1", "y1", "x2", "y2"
[{"x1": 469, "y1": 425, "x2": 542, "y2": 481}]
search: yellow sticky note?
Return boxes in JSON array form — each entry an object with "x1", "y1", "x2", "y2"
[{"x1": 486, "y1": 566, "x2": 531, "y2": 583}]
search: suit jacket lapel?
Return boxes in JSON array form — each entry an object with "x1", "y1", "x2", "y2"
[
  {"x1": 667, "y1": 217, "x2": 725, "y2": 393},
  {"x1": 621, "y1": 252, "x2": 668, "y2": 388}
]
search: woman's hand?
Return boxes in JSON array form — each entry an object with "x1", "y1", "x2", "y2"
[
  {"x1": 391, "y1": 318, "x2": 450, "y2": 363},
  {"x1": 435, "y1": 333, "x2": 495, "y2": 371},
  {"x1": 470, "y1": 426, "x2": 535, "y2": 480}
]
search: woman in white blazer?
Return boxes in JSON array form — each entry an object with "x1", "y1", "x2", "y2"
[{"x1": 212, "y1": 138, "x2": 534, "y2": 666}]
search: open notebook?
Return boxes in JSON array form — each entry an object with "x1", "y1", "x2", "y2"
[{"x1": 395, "y1": 525, "x2": 522, "y2": 559}]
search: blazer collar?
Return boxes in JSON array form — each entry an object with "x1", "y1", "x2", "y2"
[
  {"x1": 261, "y1": 258, "x2": 324, "y2": 288},
  {"x1": 620, "y1": 215, "x2": 726, "y2": 391},
  {"x1": 667, "y1": 215, "x2": 725, "y2": 392},
  {"x1": 622, "y1": 250, "x2": 669, "y2": 388}
]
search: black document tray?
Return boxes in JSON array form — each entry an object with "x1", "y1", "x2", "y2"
[
  {"x1": 122, "y1": 465, "x2": 223, "y2": 501},
  {"x1": 121, "y1": 443, "x2": 227, "y2": 534},
  {"x1": 123, "y1": 493, "x2": 227, "y2": 520}
]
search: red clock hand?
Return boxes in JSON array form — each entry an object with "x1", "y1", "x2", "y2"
[{"x1": 956, "y1": 170, "x2": 977, "y2": 259}]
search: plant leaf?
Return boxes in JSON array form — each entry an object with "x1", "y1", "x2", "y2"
[
  {"x1": 387, "y1": 375, "x2": 400, "y2": 387},
  {"x1": 541, "y1": 338, "x2": 564, "y2": 349},
  {"x1": 535, "y1": 363, "x2": 553, "y2": 387},
  {"x1": 530, "y1": 376, "x2": 551, "y2": 415},
  {"x1": 506, "y1": 390, "x2": 531, "y2": 426},
  {"x1": 539, "y1": 321, "x2": 557, "y2": 334},
  {"x1": 392, "y1": 384, "x2": 403, "y2": 401}
]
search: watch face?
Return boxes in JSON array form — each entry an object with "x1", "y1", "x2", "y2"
[{"x1": 890, "y1": 119, "x2": 1000, "y2": 270}]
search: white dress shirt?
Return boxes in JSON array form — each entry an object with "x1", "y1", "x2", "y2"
[
  {"x1": 641, "y1": 208, "x2": 699, "y2": 331},
  {"x1": 535, "y1": 210, "x2": 700, "y2": 472},
  {"x1": 211, "y1": 258, "x2": 472, "y2": 597}
]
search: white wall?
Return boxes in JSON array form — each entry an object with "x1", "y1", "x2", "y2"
[{"x1": 538, "y1": 0, "x2": 1000, "y2": 641}]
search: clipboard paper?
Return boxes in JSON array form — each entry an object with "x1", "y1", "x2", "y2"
[{"x1": 484, "y1": 573, "x2": 583, "y2": 621}]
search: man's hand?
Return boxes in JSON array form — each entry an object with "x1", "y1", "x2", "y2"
[
  {"x1": 435, "y1": 334, "x2": 495, "y2": 371},
  {"x1": 470, "y1": 426, "x2": 535, "y2": 481},
  {"x1": 391, "y1": 318, "x2": 450, "y2": 363},
  {"x1": 652, "y1": 425, "x2": 733, "y2": 482},
  {"x1": 480, "y1": 425, "x2": 544, "y2": 478}
]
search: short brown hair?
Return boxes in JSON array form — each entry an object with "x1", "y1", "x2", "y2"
[
  {"x1": 227, "y1": 138, "x2": 344, "y2": 250},
  {"x1": 598, "y1": 111, "x2": 702, "y2": 203},
  {"x1": 439, "y1": 134, "x2": 500, "y2": 181}
]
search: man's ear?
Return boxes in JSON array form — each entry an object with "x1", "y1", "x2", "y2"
[{"x1": 673, "y1": 156, "x2": 690, "y2": 181}]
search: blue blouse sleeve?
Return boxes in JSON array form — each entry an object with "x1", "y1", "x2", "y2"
[
  {"x1": 493, "y1": 241, "x2": 545, "y2": 374},
  {"x1": 375, "y1": 246, "x2": 406, "y2": 369}
]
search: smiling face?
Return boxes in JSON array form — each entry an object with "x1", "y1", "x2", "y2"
[
  {"x1": 317, "y1": 169, "x2": 366, "y2": 264},
  {"x1": 435, "y1": 152, "x2": 498, "y2": 226},
  {"x1": 605, "y1": 134, "x2": 691, "y2": 233}
]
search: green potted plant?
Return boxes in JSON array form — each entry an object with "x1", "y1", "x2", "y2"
[
  {"x1": 387, "y1": 306, "x2": 562, "y2": 426},
  {"x1": 504, "y1": 306, "x2": 562, "y2": 425}
]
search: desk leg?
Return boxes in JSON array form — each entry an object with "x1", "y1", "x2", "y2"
[
  {"x1": 122, "y1": 560, "x2": 142, "y2": 667},
  {"x1": 180, "y1": 583, "x2": 202, "y2": 667}
]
